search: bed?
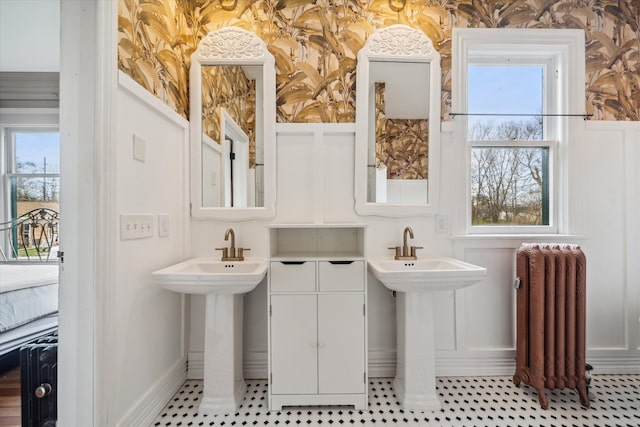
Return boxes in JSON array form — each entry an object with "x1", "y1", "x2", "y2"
[
  {"x1": 0, "y1": 263, "x2": 59, "y2": 359},
  {"x1": 0, "y1": 208, "x2": 60, "y2": 369}
]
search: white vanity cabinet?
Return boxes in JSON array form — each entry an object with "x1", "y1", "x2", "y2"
[{"x1": 268, "y1": 226, "x2": 367, "y2": 410}]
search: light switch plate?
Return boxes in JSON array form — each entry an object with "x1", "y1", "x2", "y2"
[
  {"x1": 133, "y1": 134, "x2": 146, "y2": 162},
  {"x1": 120, "y1": 214, "x2": 154, "y2": 240},
  {"x1": 158, "y1": 214, "x2": 170, "y2": 237}
]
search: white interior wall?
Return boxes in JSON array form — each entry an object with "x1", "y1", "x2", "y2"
[
  {"x1": 0, "y1": 0, "x2": 60, "y2": 72},
  {"x1": 111, "y1": 74, "x2": 190, "y2": 425},
  {"x1": 188, "y1": 120, "x2": 640, "y2": 378}
]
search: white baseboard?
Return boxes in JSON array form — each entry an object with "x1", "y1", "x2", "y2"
[
  {"x1": 187, "y1": 351, "x2": 204, "y2": 379},
  {"x1": 435, "y1": 349, "x2": 516, "y2": 376},
  {"x1": 368, "y1": 349, "x2": 396, "y2": 378},
  {"x1": 117, "y1": 357, "x2": 187, "y2": 427},
  {"x1": 188, "y1": 350, "x2": 397, "y2": 380},
  {"x1": 187, "y1": 348, "x2": 640, "y2": 380},
  {"x1": 245, "y1": 351, "x2": 266, "y2": 379},
  {"x1": 585, "y1": 349, "x2": 640, "y2": 374}
]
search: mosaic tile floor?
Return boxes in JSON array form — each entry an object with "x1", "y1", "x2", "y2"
[{"x1": 152, "y1": 375, "x2": 639, "y2": 426}]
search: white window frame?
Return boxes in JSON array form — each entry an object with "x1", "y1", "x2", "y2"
[
  {"x1": 0, "y1": 109, "x2": 59, "y2": 224},
  {"x1": 452, "y1": 28, "x2": 585, "y2": 235}
]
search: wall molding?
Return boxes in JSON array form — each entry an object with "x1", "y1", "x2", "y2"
[
  {"x1": 187, "y1": 351, "x2": 204, "y2": 379},
  {"x1": 584, "y1": 120, "x2": 640, "y2": 132},
  {"x1": 188, "y1": 347, "x2": 640, "y2": 380},
  {"x1": 116, "y1": 357, "x2": 187, "y2": 427},
  {"x1": 188, "y1": 350, "x2": 398, "y2": 380},
  {"x1": 275, "y1": 122, "x2": 355, "y2": 135},
  {"x1": 118, "y1": 71, "x2": 188, "y2": 128},
  {"x1": 0, "y1": 108, "x2": 59, "y2": 125}
]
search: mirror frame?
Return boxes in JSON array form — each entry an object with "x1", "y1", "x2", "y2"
[
  {"x1": 190, "y1": 27, "x2": 276, "y2": 220},
  {"x1": 354, "y1": 24, "x2": 441, "y2": 217}
]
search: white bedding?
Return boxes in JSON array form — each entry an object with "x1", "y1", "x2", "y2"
[{"x1": 0, "y1": 264, "x2": 59, "y2": 333}]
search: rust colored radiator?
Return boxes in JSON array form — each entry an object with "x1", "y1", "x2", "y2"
[{"x1": 513, "y1": 243, "x2": 590, "y2": 409}]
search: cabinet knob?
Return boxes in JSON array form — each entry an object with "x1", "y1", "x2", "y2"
[{"x1": 35, "y1": 383, "x2": 52, "y2": 398}]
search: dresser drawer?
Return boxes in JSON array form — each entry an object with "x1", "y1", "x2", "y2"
[
  {"x1": 318, "y1": 261, "x2": 364, "y2": 292},
  {"x1": 270, "y1": 261, "x2": 316, "y2": 292}
]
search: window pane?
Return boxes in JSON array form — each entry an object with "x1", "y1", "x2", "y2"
[
  {"x1": 471, "y1": 147, "x2": 549, "y2": 226},
  {"x1": 11, "y1": 176, "x2": 60, "y2": 213},
  {"x1": 14, "y1": 132, "x2": 60, "y2": 173},
  {"x1": 468, "y1": 66, "x2": 543, "y2": 141}
]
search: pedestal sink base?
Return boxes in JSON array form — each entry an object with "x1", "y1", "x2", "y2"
[
  {"x1": 199, "y1": 381, "x2": 247, "y2": 415},
  {"x1": 393, "y1": 292, "x2": 441, "y2": 412},
  {"x1": 393, "y1": 378, "x2": 441, "y2": 411},
  {"x1": 199, "y1": 293, "x2": 247, "y2": 415}
]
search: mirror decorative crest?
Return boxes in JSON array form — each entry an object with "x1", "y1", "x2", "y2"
[
  {"x1": 190, "y1": 27, "x2": 276, "y2": 220},
  {"x1": 355, "y1": 25, "x2": 441, "y2": 217}
]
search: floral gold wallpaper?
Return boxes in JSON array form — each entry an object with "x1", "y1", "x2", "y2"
[
  {"x1": 118, "y1": 0, "x2": 640, "y2": 122},
  {"x1": 201, "y1": 65, "x2": 256, "y2": 167},
  {"x1": 375, "y1": 82, "x2": 428, "y2": 179}
]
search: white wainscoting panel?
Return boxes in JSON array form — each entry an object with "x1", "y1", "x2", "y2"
[
  {"x1": 322, "y1": 128, "x2": 359, "y2": 223},
  {"x1": 274, "y1": 127, "x2": 315, "y2": 223},
  {"x1": 461, "y1": 248, "x2": 516, "y2": 350},
  {"x1": 581, "y1": 126, "x2": 627, "y2": 349}
]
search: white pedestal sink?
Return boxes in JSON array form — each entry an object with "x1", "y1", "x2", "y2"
[
  {"x1": 368, "y1": 257, "x2": 486, "y2": 411},
  {"x1": 152, "y1": 257, "x2": 267, "y2": 415}
]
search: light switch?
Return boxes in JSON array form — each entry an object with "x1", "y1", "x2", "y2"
[
  {"x1": 120, "y1": 214, "x2": 154, "y2": 240},
  {"x1": 133, "y1": 134, "x2": 146, "y2": 162}
]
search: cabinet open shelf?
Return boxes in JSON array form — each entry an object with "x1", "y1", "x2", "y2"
[{"x1": 268, "y1": 224, "x2": 366, "y2": 260}]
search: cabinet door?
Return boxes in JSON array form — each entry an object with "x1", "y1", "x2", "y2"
[
  {"x1": 317, "y1": 294, "x2": 366, "y2": 394},
  {"x1": 270, "y1": 295, "x2": 317, "y2": 394}
]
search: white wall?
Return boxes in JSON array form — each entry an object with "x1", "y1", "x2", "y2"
[
  {"x1": 188, "y1": 120, "x2": 640, "y2": 378},
  {"x1": 110, "y1": 74, "x2": 190, "y2": 425},
  {"x1": 0, "y1": 0, "x2": 60, "y2": 72}
]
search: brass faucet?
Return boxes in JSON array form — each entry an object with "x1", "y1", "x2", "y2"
[
  {"x1": 215, "y1": 228, "x2": 250, "y2": 261},
  {"x1": 388, "y1": 226, "x2": 423, "y2": 260}
]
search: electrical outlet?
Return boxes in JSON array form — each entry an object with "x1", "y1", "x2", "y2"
[
  {"x1": 158, "y1": 214, "x2": 170, "y2": 237},
  {"x1": 435, "y1": 215, "x2": 449, "y2": 233},
  {"x1": 120, "y1": 214, "x2": 154, "y2": 240}
]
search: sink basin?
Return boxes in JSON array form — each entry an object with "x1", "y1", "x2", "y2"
[
  {"x1": 368, "y1": 257, "x2": 487, "y2": 292},
  {"x1": 152, "y1": 257, "x2": 267, "y2": 294}
]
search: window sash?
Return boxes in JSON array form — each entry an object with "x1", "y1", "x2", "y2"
[
  {"x1": 5, "y1": 127, "x2": 60, "y2": 174},
  {"x1": 467, "y1": 140, "x2": 557, "y2": 234}
]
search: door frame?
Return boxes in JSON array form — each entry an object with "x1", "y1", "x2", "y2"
[{"x1": 58, "y1": 0, "x2": 115, "y2": 425}]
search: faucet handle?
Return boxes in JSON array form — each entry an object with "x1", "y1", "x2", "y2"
[
  {"x1": 388, "y1": 246, "x2": 401, "y2": 258},
  {"x1": 215, "y1": 247, "x2": 229, "y2": 259},
  {"x1": 238, "y1": 247, "x2": 250, "y2": 260},
  {"x1": 410, "y1": 246, "x2": 423, "y2": 258}
]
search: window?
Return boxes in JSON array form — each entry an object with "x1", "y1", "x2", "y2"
[
  {"x1": 468, "y1": 63, "x2": 552, "y2": 228},
  {"x1": 5, "y1": 129, "x2": 60, "y2": 219},
  {"x1": 453, "y1": 29, "x2": 585, "y2": 234}
]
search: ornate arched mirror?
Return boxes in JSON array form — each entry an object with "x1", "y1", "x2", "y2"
[
  {"x1": 190, "y1": 27, "x2": 276, "y2": 220},
  {"x1": 355, "y1": 25, "x2": 441, "y2": 217}
]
